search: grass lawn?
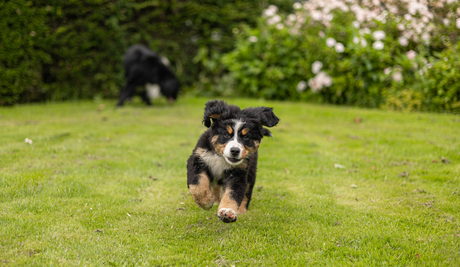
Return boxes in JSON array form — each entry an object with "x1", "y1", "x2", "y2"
[{"x1": 1, "y1": 97, "x2": 459, "y2": 266}]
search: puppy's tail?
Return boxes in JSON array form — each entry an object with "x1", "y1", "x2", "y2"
[{"x1": 262, "y1": 128, "x2": 274, "y2": 138}]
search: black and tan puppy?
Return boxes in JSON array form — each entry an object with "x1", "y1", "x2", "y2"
[
  {"x1": 187, "y1": 100, "x2": 279, "y2": 223},
  {"x1": 117, "y1": 44, "x2": 180, "y2": 107}
]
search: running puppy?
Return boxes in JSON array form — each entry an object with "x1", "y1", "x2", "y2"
[
  {"x1": 187, "y1": 100, "x2": 279, "y2": 223},
  {"x1": 117, "y1": 44, "x2": 180, "y2": 107}
]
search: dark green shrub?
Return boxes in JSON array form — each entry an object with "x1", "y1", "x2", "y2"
[{"x1": 0, "y1": 1, "x2": 49, "y2": 105}]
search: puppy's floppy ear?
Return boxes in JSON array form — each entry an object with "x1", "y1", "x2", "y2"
[
  {"x1": 262, "y1": 128, "x2": 274, "y2": 138},
  {"x1": 202, "y1": 100, "x2": 228, "y2": 128},
  {"x1": 258, "y1": 107, "x2": 280, "y2": 127}
]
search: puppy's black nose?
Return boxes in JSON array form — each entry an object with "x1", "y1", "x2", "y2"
[{"x1": 230, "y1": 147, "x2": 240, "y2": 156}]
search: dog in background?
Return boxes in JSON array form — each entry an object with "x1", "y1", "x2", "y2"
[
  {"x1": 117, "y1": 44, "x2": 180, "y2": 107},
  {"x1": 187, "y1": 100, "x2": 280, "y2": 223}
]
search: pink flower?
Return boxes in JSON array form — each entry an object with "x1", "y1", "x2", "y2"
[
  {"x1": 317, "y1": 72, "x2": 332, "y2": 87},
  {"x1": 312, "y1": 61, "x2": 323, "y2": 74},
  {"x1": 267, "y1": 15, "x2": 281, "y2": 25},
  {"x1": 443, "y1": 18, "x2": 450, "y2": 26},
  {"x1": 308, "y1": 78, "x2": 322, "y2": 93},
  {"x1": 352, "y1": 21, "x2": 360, "y2": 28},
  {"x1": 308, "y1": 72, "x2": 332, "y2": 93},
  {"x1": 297, "y1": 81, "x2": 307, "y2": 92},
  {"x1": 372, "y1": 30, "x2": 385, "y2": 41},
  {"x1": 384, "y1": 67, "x2": 392, "y2": 75},
  {"x1": 249, "y1": 36, "x2": 258, "y2": 42},
  {"x1": 406, "y1": 50, "x2": 417, "y2": 60},
  {"x1": 372, "y1": 41, "x2": 384, "y2": 50},
  {"x1": 311, "y1": 11, "x2": 322, "y2": 21},
  {"x1": 353, "y1": 36, "x2": 360, "y2": 44},
  {"x1": 335, "y1": 43, "x2": 345, "y2": 53},
  {"x1": 326, "y1": 37, "x2": 336, "y2": 47},
  {"x1": 263, "y1": 5, "x2": 278, "y2": 17},
  {"x1": 398, "y1": 36, "x2": 408, "y2": 47},
  {"x1": 392, "y1": 72, "x2": 403, "y2": 82},
  {"x1": 421, "y1": 33, "x2": 430, "y2": 44},
  {"x1": 287, "y1": 14, "x2": 297, "y2": 22}
]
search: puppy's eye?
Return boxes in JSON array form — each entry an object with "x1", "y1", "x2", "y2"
[
  {"x1": 243, "y1": 135, "x2": 250, "y2": 140},
  {"x1": 224, "y1": 133, "x2": 231, "y2": 138}
]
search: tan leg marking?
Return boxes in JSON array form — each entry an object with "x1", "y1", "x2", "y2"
[
  {"x1": 218, "y1": 189, "x2": 239, "y2": 211},
  {"x1": 189, "y1": 172, "x2": 213, "y2": 210},
  {"x1": 238, "y1": 196, "x2": 249, "y2": 214},
  {"x1": 217, "y1": 188, "x2": 239, "y2": 223},
  {"x1": 211, "y1": 185, "x2": 222, "y2": 204}
]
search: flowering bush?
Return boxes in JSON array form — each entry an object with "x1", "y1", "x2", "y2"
[{"x1": 220, "y1": 0, "x2": 460, "y2": 112}]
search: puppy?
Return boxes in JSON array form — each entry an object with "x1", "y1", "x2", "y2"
[
  {"x1": 187, "y1": 100, "x2": 280, "y2": 223},
  {"x1": 117, "y1": 44, "x2": 180, "y2": 107}
]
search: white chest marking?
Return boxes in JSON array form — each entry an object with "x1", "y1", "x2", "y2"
[
  {"x1": 146, "y1": 83, "x2": 161, "y2": 99},
  {"x1": 199, "y1": 150, "x2": 232, "y2": 180}
]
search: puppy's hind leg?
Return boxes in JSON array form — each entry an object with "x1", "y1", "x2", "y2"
[
  {"x1": 211, "y1": 184, "x2": 222, "y2": 204},
  {"x1": 141, "y1": 90, "x2": 152, "y2": 106},
  {"x1": 117, "y1": 83, "x2": 135, "y2": 107},
  {"x1": 238, "y1": 163, "x2": 257, "y2": 214},
  {"x1": 238, "y1": 182, "x2": 254, "y2": 214}
]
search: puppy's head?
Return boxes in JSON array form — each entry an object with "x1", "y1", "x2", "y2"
[{"x1": 203, "y1": 100, "x2": 280, "y2": 165}]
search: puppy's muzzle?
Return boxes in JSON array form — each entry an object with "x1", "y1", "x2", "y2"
[{"x1": 230, "y1": 147, "x2": 240, "y2": 157}]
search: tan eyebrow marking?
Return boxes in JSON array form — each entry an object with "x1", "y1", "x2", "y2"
[
  {"x1": 226, "y1": 125, "x2": 233, "y2": 135},
  {"x1": 209, "y1": 114, "x2": 221, "y2": 119},
  {"x1": 241, "y1": 128, "x2": 249, "y2": 136}
]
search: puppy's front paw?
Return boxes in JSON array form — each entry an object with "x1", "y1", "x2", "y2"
[{"x1": 218, "y1": 208, "x2": 237, "y2": 223}]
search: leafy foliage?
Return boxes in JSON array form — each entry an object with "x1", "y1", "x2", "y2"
[{"x1": 422, "y1": 43, "x2": 460, "y2": 112}]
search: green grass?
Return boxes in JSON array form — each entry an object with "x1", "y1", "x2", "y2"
[{"x1": 1, "y1": 97, "x2": 459, "y2": 266}]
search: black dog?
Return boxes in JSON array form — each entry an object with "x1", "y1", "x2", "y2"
[
  {"x1": 187, "y1": 100, "x2": 280, "y2": 223},
  {"x1": 117, "y1": 44, "x2": 180, "y2": 107}
]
